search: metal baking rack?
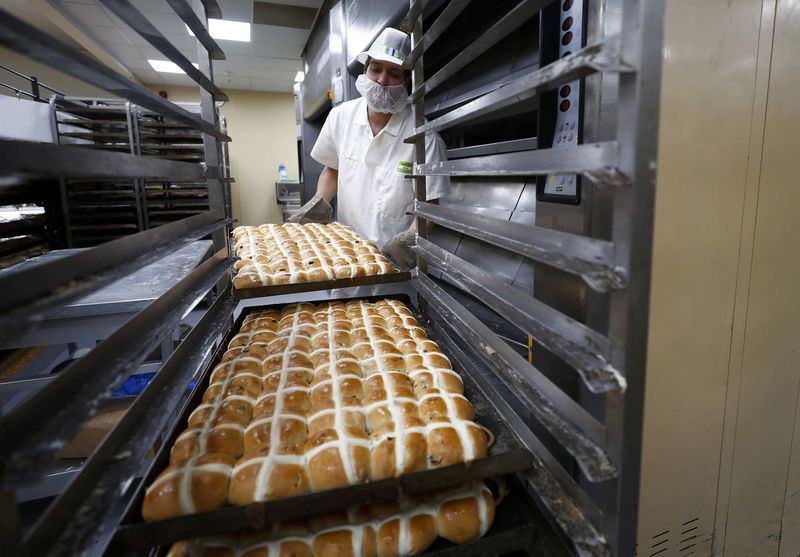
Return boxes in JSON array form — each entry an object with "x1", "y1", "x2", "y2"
[
  {"x1": 51, "y1": 97, "x2": 229, "y2": 246},
  {"x1": 0, "y1": 1, "x2": 233, "y2": 555},
  {"x1": 233, "y1": 270, "x2": 413, "y2": 298},
  {"x1": 148, "y1": 488, "x2": 537, "y2": 557},
  {"x1": 0, "y1": 240, "x2": 213, "y2": 351},
  {"x1": 112, "y1": 297, "x2": 533, "y2": 551},
  {"x1": 402, "y1": 0, "x2": 665, "y2": 554}
]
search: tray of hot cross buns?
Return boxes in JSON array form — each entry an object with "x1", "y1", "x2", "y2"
[
  {"x1": 160, "y1": 480, "x2": 536, "y2": 557},
  {"x1": 115, "y1": 297, "x2": 534, "y2": 556},
  {"x1": 231, "y1": 223, "x2": 411, "y2": 297}
]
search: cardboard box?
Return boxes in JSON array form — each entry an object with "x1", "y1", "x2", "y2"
[{"x1": 59, "y1": 397, "x2": 134, "y2": 459}]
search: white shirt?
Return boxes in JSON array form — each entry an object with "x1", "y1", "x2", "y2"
[{"x1": 310, "y1": 97, "x2": 451, "y2": 247}]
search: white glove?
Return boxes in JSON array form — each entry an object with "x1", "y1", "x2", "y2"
[
  {"x1": 382, "y1": 229, "x2": 417, "y2": 271},
  {"x1": 287, "y1": 195, "x2": 332, "y2": 224}
]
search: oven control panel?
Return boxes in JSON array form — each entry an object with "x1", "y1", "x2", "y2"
[{"x1": 541, "y1": 0, "x2": 583, "y2": 203}]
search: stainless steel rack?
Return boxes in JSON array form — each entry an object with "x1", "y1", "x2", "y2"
[
  {"x1": 0, "y1": 1, "x2": 234, "y2": 555},
  {"x1": 402, "y1": 0, "x2": 665, "y2": 554},
  {"x1": 50, "y1": 97, "x2": 230, "y2": 246},
  {"x1": 110, "y1": 300, "x2": 534, "y2": 553}
]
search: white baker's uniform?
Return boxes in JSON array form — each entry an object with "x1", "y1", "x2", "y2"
[{"x1": 310, "y1": 97, "x2": 450, "y2": 248}]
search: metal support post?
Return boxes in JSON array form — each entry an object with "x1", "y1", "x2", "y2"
[
  {"x1": 192, "y1": 0, "x2": 227, "y2": 257},
  {"x1": 604, "y1": 0, "x2": 666, "y2": 551},
  {"x1": 30, "y1": 76, "x2": 40, "y2": 102},
  {"x1": 409, "y1": 0, "x2": 428, "y2": 280},
  {"x1": 126, "y1": 101, "x2": 149, "y2": 231}
]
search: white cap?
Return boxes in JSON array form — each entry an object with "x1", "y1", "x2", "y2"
[{"x1": 354, "y1": 28, "x2": 411, "y2": 67}]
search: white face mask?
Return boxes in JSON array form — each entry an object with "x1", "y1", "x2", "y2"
[{"x1": 355, "y1": 74, "x2": 409, "y2": 114}]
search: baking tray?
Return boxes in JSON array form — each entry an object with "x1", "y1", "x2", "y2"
[
  {"x1": 417, "y1": 489, "x2": 536, "y2": 557},
  {"x1": 146, "y1": 487, "x2": 537, "y2": 557},
  {"x1": 233, "y1": 270, "x2": 411, "y2": 298},
  {"x1": 113, "y1": 296, "x2": 533, "y2": 551}
]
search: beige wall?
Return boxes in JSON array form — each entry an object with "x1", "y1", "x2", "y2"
[
  {"x1": 0, "y1": 46, "x2": 112, "y2": 98},
  {"x1": 721, "y1": 1, "x2": 800, "y2": 554},
  {"x1": 149, "y1": 86, "x2": 297, "y2": 227},
  {"x1": 639, "y1": 0, "x2": 800, "y2": 555}
]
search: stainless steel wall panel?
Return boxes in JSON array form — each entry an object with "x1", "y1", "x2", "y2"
[
  {"x1": 513, "y1": 183, "x2": 537, "y2": 213},
  {"x1": 509, "y1": 211, "x2": 536, "y2": 226},
  {"x1": 513, "y1": 259, "x2": 534, "y2": 292},
  {"x1": 439, "y1": 178, "x2": 525, "y2": 210},
  {"x1": 459, "y1": 207, "x2": 513, "y2": 220},
  {"x1": 428, "y1": 224, "x2": 462, "y2": 254},
  {"x1": 509, "y1": 209, "x2": 535, "y2": 292},
  {"x1": 454, "y1": 236, "x2": 522, "y2": 285},
  {"x1": 328, "y1": 1, "x2": 350, "y2": 106},
  {"x1": 443, "y1": 205, "x2": 522, "y2": 289},
  {"x1": 301, "y1": 5, "x2": 332, "y2": 121},
  {"x1": 427, "y1": 224, "x2": 462, "y2": 281}
]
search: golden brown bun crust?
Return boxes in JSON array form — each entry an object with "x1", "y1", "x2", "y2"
[
  {"x1": 165, "y1": 484, "x2": 494, "y2": 556},
  {"x1": 143, "y1": 297, "x2": 495, "y2": 557},
  {"x1": 232, "y1": 224, "x2": 394, "y2": 289},
  {"x1": 142, "y1": 453, "x2": 234, "y2": 521},
  {"x1": 437, "y1": 486, "x2": 496, "y2": 544}
]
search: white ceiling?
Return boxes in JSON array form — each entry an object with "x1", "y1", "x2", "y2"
[{"x1": 49, "y1": 0, "x2": 321, "y2": 92}]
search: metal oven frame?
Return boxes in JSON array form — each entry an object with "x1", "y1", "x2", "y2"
[{"x1": 404, "y1": 0, "x2": 665, "y2": 554}]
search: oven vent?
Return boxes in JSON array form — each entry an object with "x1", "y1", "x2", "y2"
[
  {"x1": 678, "y1": 517, "x2": 700, "y2": 555},
  {"x1": 649, "y1": 528, "x2": 670, "y2": 556},
  {"x1": 639, "y1": 516, "x2": 702, "y2": 557}
]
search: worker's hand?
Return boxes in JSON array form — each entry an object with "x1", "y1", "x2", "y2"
[
  {"x1": 287, "y1": 194, "x2": 332, "y2": 224},
  {"x1": 382, "y1": 229, "x2": 417, "y2": 271}
]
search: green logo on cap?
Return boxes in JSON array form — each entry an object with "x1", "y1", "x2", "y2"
[{"x1": 380, "y1": 45, "x2": 405, "y2": 61}]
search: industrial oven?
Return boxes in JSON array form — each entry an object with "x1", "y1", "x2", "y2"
[
  {"x1": 2, "y1": 0, "x2": 798, "y2": 556},
  {"x1": 297, "y1": 0, "x2": 659, "y2": 551}
]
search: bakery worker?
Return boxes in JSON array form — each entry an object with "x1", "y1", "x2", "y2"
[{"x1": 288, "y1": 28, "x2": 450, "y2": 269}]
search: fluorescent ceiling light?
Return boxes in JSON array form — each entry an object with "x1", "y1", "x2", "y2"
[
  {"x1": 187, "y1": 19, "x2": 251, "y2": 42},
  {"x1": 148, "y1": 59, "x2": 199, "y2": 74},
  {"x1": 294, "y1": 71, "x2": 305, "y2": 83}
]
